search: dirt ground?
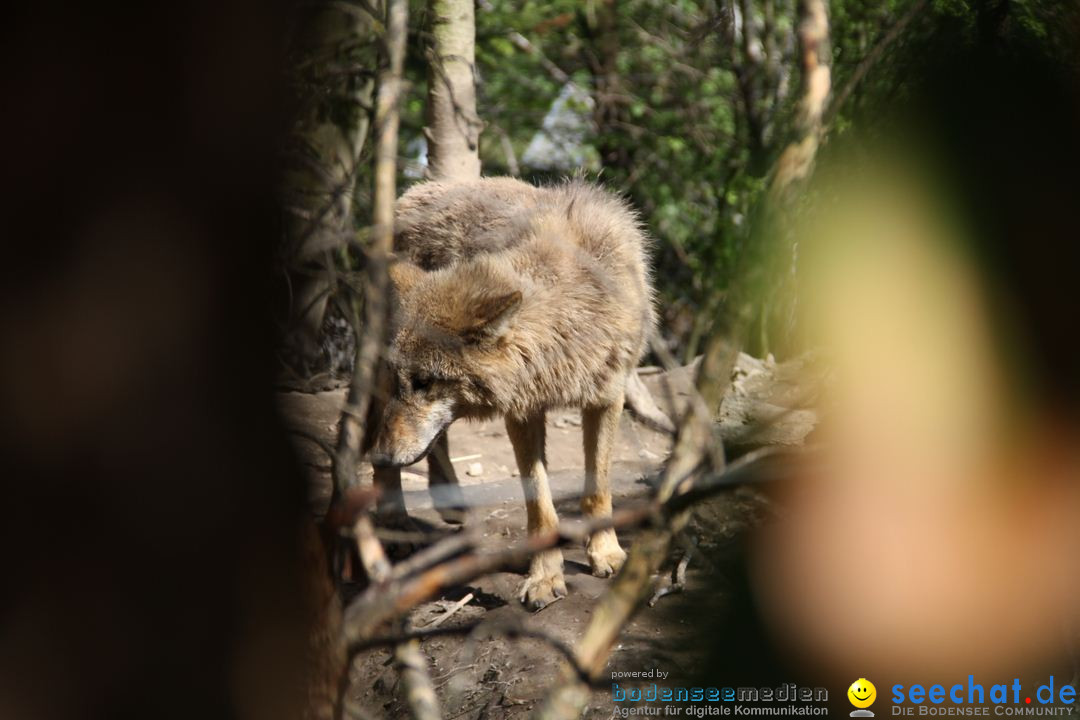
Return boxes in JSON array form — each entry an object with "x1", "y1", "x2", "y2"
[{"x1": 279, "y1": 359, "x2": 813, "y2": 719}]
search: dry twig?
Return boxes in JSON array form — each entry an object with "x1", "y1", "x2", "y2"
[
  {"x1": 341, "y1": 446, "x2": 788, "y2": 646},
  {"x1": 424, "y1": 593, "x2": 474, "y2": 628}
]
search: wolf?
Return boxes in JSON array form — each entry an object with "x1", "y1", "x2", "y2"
[{"x1": 370, "y1": 176, "x2": 656, "y2": 610}]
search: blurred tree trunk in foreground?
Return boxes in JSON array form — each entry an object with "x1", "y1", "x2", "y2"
[{"x1": 0, "y1": 2, "x2": 310, "y2": 720}]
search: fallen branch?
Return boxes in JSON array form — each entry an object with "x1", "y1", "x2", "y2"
[
  {"x1": 323, "y1": 486, "x2": 379, "y2": 533},
  {"x1": 342, "y1": 507, "x2": 648, "y2": 644},
  {"x1": 531, "y1": 390, "x2": 739, "y2": 720},
  {"x1": 341, "y1": 445, "x2": 789, "y2": 644}
]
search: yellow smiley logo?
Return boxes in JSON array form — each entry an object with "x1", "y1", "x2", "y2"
[{"x1": 848, "y1": 679, "x2": 877, "y2": 709}]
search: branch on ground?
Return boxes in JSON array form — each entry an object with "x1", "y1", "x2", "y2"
[{"x1": 340, "y1": 445, "x2": 790, "y2": 646}]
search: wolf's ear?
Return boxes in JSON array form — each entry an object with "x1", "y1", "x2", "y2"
[
  {"x1": 388, "y1": 258, "x2": 424, "y2": 294},
  {"x1": 463, "y1": 290, "x2": 522, "y2": 342}
]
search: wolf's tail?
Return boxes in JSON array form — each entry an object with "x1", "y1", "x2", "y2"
[{"x1": 624, "y1": 369, "x2": 676, "y2": 434}]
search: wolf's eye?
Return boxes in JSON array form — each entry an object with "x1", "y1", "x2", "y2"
[{"x1": 410, "y1": 373, "x2": 433, "y2": 393}]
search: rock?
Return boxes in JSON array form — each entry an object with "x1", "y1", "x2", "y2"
[
  {"x1": 466, "y1": 462, "x2": 484, "y2": 477},
  {"x1": 553, "y1": 413, "x2": 582, "y2": 429}
]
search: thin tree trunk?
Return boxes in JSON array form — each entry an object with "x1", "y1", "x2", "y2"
[
  {"x1": 335, "y1": 0, "x2": 409, "y2": 499},
  {"x1": 769, "y1": 0, "x2": 831, "y2": 199},
  {"x1": 425, "y1": 0, "x2": 482, "y2": 181},
  {"x1": 317, "y1": 2, "x2": 408, "y2": 718}
]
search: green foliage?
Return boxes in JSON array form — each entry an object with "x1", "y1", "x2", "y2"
[{"x1": 340, "y1": 0, "x2": 1078, "y2": 358}]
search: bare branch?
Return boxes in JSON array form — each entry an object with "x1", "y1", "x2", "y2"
[
  {"x1": 332, "y1": 0, "x2": 408, "y2": 497},
  {"x1": 354, "y1": 514, "x2": 393, "y2": 582},
  {"x1": 395, "y1": 639, "x2": 443, "y2": 720},
  {"x1": 328, "y1": 5, "x2": 408, "y2": 715},
  {"x1": 506, "y1": 31, "x2": 572, "y2": 85}
]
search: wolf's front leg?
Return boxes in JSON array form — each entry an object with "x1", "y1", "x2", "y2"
[
  {"x1": 373, "y1": 465, "x2": 411, "y2": 526},
  {"x1": 427, "y1": 431, "x2": 466, "y2": 524},
  {"x1": 506, "y1": 412, "x2": 566, "y2": 610},
  {"x1": 582, "y1": 396, "x2": 628, "y2": 578}
]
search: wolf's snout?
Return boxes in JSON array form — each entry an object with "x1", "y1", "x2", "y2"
[
  {"x1": 369, "y1": 430, "x2": 417, "y2": 467},
  {"x1": 369, "y1": 444, "x2": 427, "y2": 468},
  {"x1": 369, "y1": 450, "x2": 396, "y2": 467},
  {"x1": 370, "y1": 397, "x2": 454, "y2": 468}
]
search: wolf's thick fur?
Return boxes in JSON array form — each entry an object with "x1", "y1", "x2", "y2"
[{"x1": 372, "y1": 176, "x2": 655, "y2": 609}]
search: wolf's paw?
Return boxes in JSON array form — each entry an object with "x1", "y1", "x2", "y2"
[
  {"x1": 518, "y1": 550, "x2": 567, "y2": 611},
  {"x1": 373, "y1": 508, "x2": 417, "y2": 532},
  {"x1": 371, "y1": 510, "x2": 424, "y2": 559},
  {"x1": 437, "y1": 505, "x2": 467, "y2": 525},
  {"x1": 587, "y1": 528, "x2": 626, "y2": 578}
]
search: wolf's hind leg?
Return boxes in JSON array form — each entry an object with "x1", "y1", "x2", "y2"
[
  {"x1": 427, "y1": 431, "x2": 466, "y2": 524},
  {"x1": 506, "y1": 412, "x2": 566, "y2": 610},
  {"x1": 582, "y1": 395, "x2": 628, "y2": 578}
]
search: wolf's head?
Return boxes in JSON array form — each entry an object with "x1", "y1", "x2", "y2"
[{"x1": 369, "y1": 259, "x2": 522, "y2": 467}]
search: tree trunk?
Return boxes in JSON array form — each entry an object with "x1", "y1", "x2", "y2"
[
  {"x1": 768, "y1": 0, "x2": 831, "y2": 199},
  {"x1": 283, "y1": 6, "x2": 376, "y2": 363},
  {"x1": 312, "y1": 1, "x2": 408, "y2": 717},
  {"x1": 425, "y1": 0, "x2": 483, "y2": 181}
]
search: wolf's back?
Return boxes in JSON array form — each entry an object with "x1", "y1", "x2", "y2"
[
  {"x1": 394, "y1": 177, "x2": 542, "y2": 269},
  {"x1": 393, "y1": 176, "x2": 656, "y2": 378},
  {"x1": 394, "y1": 178, "x2": 650, "y2": 268},
  {"x1": 547, "y1": 180, "x2": 656, "y2": 344}
]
